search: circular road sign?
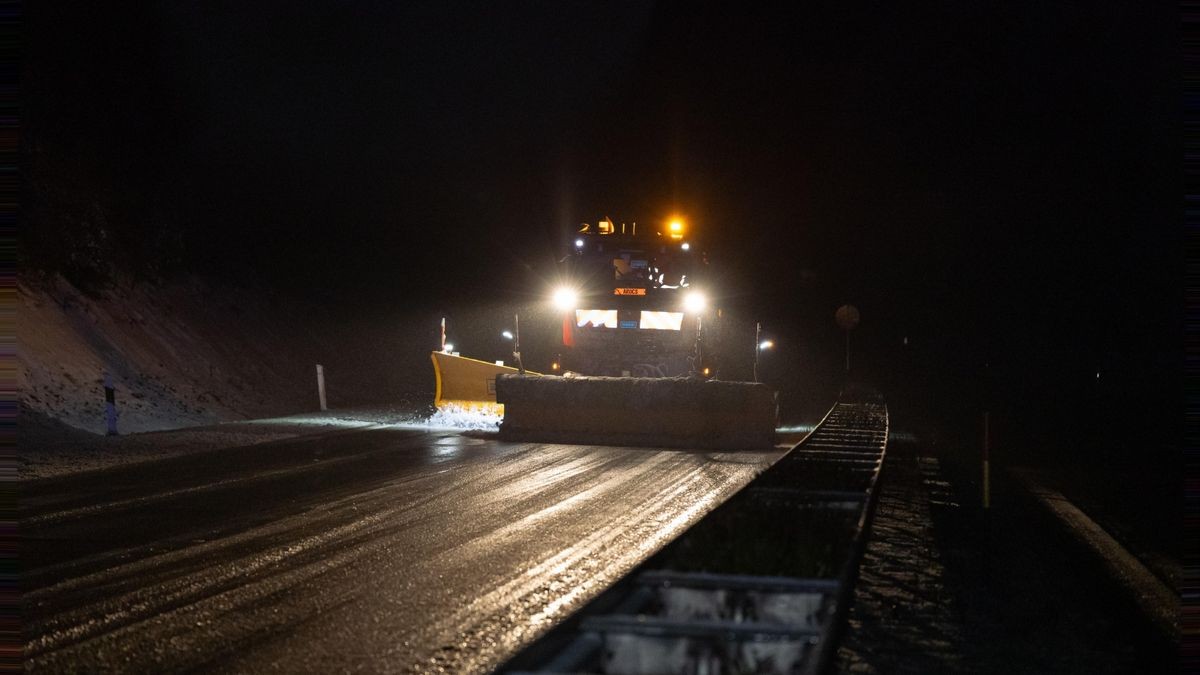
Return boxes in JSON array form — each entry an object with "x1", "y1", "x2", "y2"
[{"x1": 835, "y1": 305, "x2": 860, "y2": 331}]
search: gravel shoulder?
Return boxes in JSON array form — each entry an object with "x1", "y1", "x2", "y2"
[
  {"x1": 838, "y1": 439, "x2": 1178, "y2": 673},
  {"x1": 837, "y1": 444, "x2": 968, "y2": 673}
]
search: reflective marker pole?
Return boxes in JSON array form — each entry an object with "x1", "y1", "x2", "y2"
[
  {"x1": 754, "y1": 321, "x2": 761, "y2": 383},
  {"x1": 104, "y1": 372, "x2": 118, "y2": 436},
  {"x1": 513, "y1": 313, "x2": 525, "y2": 374},
  {"x1": 982, "y1": 411, "x2": 991, "y2": 509},
  {"x1": 316, "y1": 364, "x2": 328, "y2": 411}
]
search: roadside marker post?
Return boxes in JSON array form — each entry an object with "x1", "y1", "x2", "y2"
[
  {"x1": 513, "y1": 312, "x2": 524, "y2": 375},
  {"x1": 104, "y1": 372, "x2": 118, "y2": 436},
  {"x1": 316, "y1": 364, "x2": 328, "y2": 411}
]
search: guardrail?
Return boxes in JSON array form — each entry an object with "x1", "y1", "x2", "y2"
[{"x1": 503, "y1": 399, "x2": 890, "y2": 674}]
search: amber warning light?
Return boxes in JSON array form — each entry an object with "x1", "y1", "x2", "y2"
[{"x1": 614, "y1": 288, "x2": 647, "y2": 296}]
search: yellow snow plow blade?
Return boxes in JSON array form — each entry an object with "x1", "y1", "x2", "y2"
[{"x1": 430, "y1": 351, "x2": 540, "y2": 416}]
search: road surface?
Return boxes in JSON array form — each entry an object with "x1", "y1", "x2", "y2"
[{"x1": 21, "y1": 423, "x2": 787, "y2": 672}]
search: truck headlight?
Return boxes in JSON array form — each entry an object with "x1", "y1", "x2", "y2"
[
  {"x1": 683, "y1": 290, "x2": 707, "y2": 314},
  {"x1": 552, "y1": 287, "x2": 579, "y2": 311}
]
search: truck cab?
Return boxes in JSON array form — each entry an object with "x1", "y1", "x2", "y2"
[{"x1": 552, "y1": 218, "x2": 716, "y2": 378}]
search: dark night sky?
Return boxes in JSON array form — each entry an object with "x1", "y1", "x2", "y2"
[{"x1": 26, "y1": 2, "x2": 1178, "y2": 443}]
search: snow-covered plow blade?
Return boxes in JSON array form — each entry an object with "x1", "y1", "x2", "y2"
[
  {"x1": 431, "y1": 351, "x2": 534, "y2": 416},
  {"x1": 496, "y1": 375, "x2": 778, "y2": 449}
]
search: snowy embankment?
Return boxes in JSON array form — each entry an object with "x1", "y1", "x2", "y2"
[{"x1": 18, "y1": 275, "x2": 438, "y2": 477}]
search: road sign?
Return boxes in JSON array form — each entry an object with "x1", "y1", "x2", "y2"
[{"x1": 835, "y1": 305, "x2": 860, "y2": 331}]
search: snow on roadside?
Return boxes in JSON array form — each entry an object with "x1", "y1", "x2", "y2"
[
  {"x1": 18, "y1": 406, "x2": 438, "y2": 480},
  {"x1": 18, "y1": 275, "x2": 430, "y2": 437},
  {"x1": 18, "y1": 275, "x2": 504, "y2": 480},
  {"x1": 17, "y1": 404, "x2": 510, "y2": 480}
]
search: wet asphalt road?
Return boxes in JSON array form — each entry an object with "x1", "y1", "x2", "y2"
[{"x1": 21, "y1": 424, "x2": 786, "y2": 673}]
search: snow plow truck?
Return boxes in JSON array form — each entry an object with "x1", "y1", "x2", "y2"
[{"x1": 430, "y1": 217, "x2": 778, "y2": 449}]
